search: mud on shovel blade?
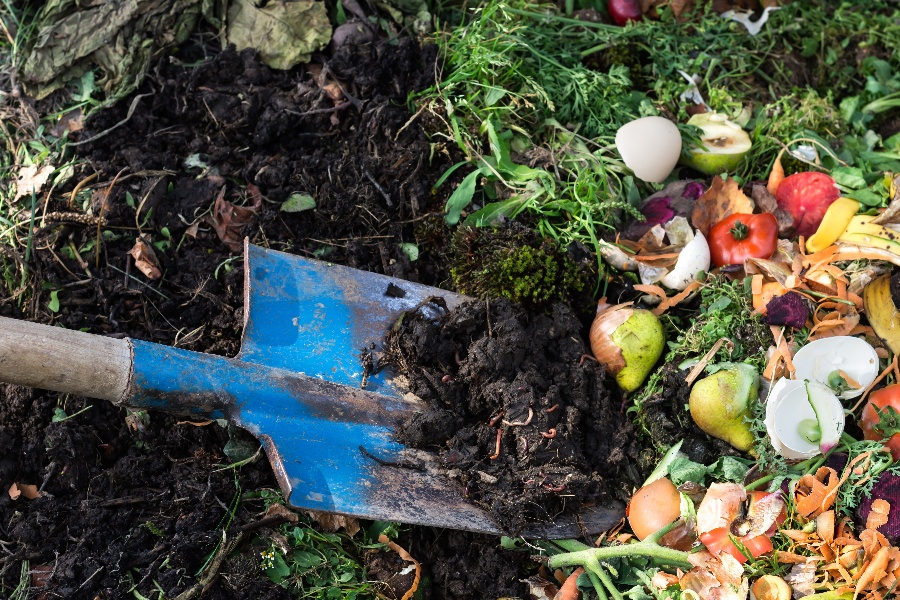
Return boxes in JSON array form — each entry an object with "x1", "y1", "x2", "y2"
[{"x1": 0, "y1": 242, "x2": 623, "y2": 538}]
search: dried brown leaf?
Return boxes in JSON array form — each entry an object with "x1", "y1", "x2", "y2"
[
  {"x1": 128, "y1": 236, "x2": 162, "y2": 280},
  {"x1": 14, "y1": 164, "x2": 54, "y2": 202},
  {"x1": 210, "y1": 185, "x2": 263, "y2": 252},
  {"x1": 307, "y1": 510, "x2": 359, "y2": 535},
  {"x1": 691, "y1": 176, "x2": 755, "y2": 236}
]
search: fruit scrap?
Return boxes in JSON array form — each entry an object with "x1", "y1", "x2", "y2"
[{"x1": 775, "y1": 172, "x2": 841, "y2": 238}]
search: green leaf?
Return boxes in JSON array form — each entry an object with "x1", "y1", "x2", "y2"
[
  {"x1": 294, "y1": 551, "x2": 323, "y2": 569},
  {"x1": 398, "y1": 243, "x2": 419, "y2": 261},
  {"x1": 667, "y1": 456, "x2": 707, "y2": 486},
  {"x1": 433, "y1": 161, "x2": 469, "y2": 190},
  {"x1": 281, "y1": 193, "x2": 317, "y2": 213},
  {"x1": 264, "y1": 553, "x2": 291, "y2": 583},
  {"x1": 48, "y1": 290, "x2": 60, "y2": 313},
  {"x1": 847, "y1": 188, "x2": 885, "y2": 207},
  {"x1": 52, "y1": 407, "x2": 68, "y2": 422},
  {"x1": 484, "y1": 87, "x2": 506, "y2": 107},
  {"x1": 464, "y1": 197, "x2": 526, "y2": 227},
  {"x1": 444, "y1": 169, "x2": 481, "y2": 225},
  {"x1": 708, "y1": 456, "x2": 751, "y2": 482},
  {"x1": 831, "y1": 166, "x2": 867, "y2": 190}
]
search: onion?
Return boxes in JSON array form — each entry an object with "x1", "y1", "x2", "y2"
[{"x1": 590, "y1": 302, "x2": 665, "y2": 392}]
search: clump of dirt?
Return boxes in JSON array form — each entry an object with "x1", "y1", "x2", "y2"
[
  {"x1": 634, "y1": 363, "x2": 743, "y2": 473},
  {"x1": 385, "y1": 297, "x2": 641, "y2": 534}
]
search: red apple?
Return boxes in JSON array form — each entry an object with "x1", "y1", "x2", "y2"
[
  {"x1": 775, "y1": 172, "x2": 840, "y2": 238},
  {"x1": 608, "y1": 0, "x2": 642, "y2": 26}
]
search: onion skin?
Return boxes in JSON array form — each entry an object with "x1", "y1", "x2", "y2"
[
  {"x1": 590, "y1": 302, "x2": 665, "y2": 392},
  {"x1": 627, "y1": 477, "x2": 681, "y2": 540},
  {"x1": 589, "y1": 302, "x2": 634, "y2": 375}
]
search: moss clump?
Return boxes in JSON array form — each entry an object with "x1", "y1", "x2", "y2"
[{"x1": 449, "y1": 224, "x2": 591, "y2": 309}]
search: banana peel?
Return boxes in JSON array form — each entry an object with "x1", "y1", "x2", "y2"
[
  {"x1": 838, "y1": 215, "x2": 900, "y2": 252},
  {"x1": 806, "y1": 197, "x2": 859, "y2": 253},
  {"x1": 863, "y1": 273, "x2": 900, "y2": 354}
]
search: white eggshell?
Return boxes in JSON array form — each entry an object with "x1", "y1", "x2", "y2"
[
  {"x1": 615, "y1": 117, "x2": 683, "y2": 183},
  {"x1": 792, "y1": 336, "x2": 879, "y2": 399},
  {"x1": 765, "y1": 378, "x2": 845, "y2": 460},
  {"x1": 765, "y1": 378, "x2": 814, "y2": 460},
  {"x1": 659, "y1": 231, "x2": 711, "y2": 291}
]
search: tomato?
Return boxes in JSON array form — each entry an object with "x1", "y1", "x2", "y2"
[
  {"x1": 699, "y1": 528, "x2": 773, "y2": 564},
  {"x1": 708, "y1": 212, "x2": 779, "y2": 267},
  {"x1": 860, "y1": 384, "x2": 900, "y2": 460}
]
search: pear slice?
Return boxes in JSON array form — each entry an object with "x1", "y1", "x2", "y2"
[{"x1": 681, "y1": 113, "x2": 752, "y2": 175}]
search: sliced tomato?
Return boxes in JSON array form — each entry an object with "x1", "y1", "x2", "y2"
[
  {"x1": 699, "y1": 528, "x2": 773, "y2": 564},
  {"x1": 860, "y1": 383, "x2": 900, "y2": 460}
]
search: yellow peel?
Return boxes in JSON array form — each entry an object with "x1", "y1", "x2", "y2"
[{"x1": 805, "y1": 198, "x2": 859, "y2": 253}]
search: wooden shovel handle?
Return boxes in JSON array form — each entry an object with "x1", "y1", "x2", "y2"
[{"x1": 0, "y1": 316, "x2": 132, "y2": 401}]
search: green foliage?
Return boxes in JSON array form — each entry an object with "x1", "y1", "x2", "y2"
[
  {"x1": 665, "y1": 275, "x2": 770, "y2": 371},
  {"x1": 262, "y1": 516, "x2": 389, "y2": 599},
  {"x1": 449, "y1": 222, "x2": 589, "y2": 307}
]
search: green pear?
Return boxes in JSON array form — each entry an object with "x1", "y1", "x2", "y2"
[
  {"x1": 689, "y1": 363, "x2": 759, "y2": 451},
  {"x1": 610, "y1": 309, "x2": 665, "y2": 392},
  {"x1": 680, "y1": 112, "x2": 752, "y2": 175}
]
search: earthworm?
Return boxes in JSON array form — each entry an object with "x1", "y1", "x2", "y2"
[
  {"x1": 517, "y1": 436, "x2": 528, "y2": 454},
  {"x1": 488, "y1": 411, "x2": 505, "y2": 427},
  {"x1": 502, "y1": 408, "x2": 534, "y2": 427},
  {"x1": 542, "y1": 482, "x2": 566, "y2": 492},
  {"x1": 579, "y1": 354, "x2": 599, "y2": 365},
  {"x1": 540, "y1": 428, "x2": 557, "y2": 439},
  {"x1": 441, "y1": 374, "x2": 454, "y2": 383},
  {"x1": 545, "y1": 404, "x2": 559, "y2": 413},
  {"x1": 488, "y1": 428, "x2": 502, "y2": 460}
]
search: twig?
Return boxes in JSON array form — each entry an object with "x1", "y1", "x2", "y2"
[
  {"x1": 362, "y1": 169, "x2": 392, "y2": 207},
  {"x1": 69, "y1": 94, "x2": 152, "y2": 147},
  {"x1": 96, "y1": 168, "x2": 127, "y2": 268},
  {"x1": 66, "y1": 172, "x2": 98, "y2": 209}
]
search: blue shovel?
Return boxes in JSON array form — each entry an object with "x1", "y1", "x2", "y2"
[{"x1": 0, "y1": 241, "x2": 623, "y2": 538}]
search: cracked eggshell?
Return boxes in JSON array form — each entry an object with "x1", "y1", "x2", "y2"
[
  {"x1": 765, "y1": 378, "x2": 812, "y2": 459},
  {"x1": 792, "y1": 336, "x2": 879, "y2": 399},
  {"x1": 659, "y1": 231, "x2": 710, "y2": 291},
  {"x1": 615, "y1": 117, "x2": 682, "y2": 183},
  {"x1": 765, "y1": 378, "x2": 845, "y2": 460}
]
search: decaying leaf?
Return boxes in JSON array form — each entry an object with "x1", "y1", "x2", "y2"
[
  {"x1": 226, "y1": 0, "x2": 332, "y2": 70},
  {"x1": 14, "y1": 164, "x2": 54, "y2": 202},
  {"x1": 263, "y1": 502, "x2": 300, "y2": 524},
  {"x1": 691, "y1": 176, "x2": 755, "y2": 236},
  {"x1": 307, "y1": 510, "x2": 359, "y2": 535},
  {"x1": 128, "y1": 236, "x2": 162, "y2": 279},
  {"x1": 210, "y1": 185, "x2": 264, "y2": 252},
  {"x1": 522, "y1": 575, "x2": 559, "y2": 600},
  {"x1": 21, "y1": 0, "x2": 203, "y2": 99}
]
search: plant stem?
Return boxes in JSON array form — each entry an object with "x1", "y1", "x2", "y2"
[{"x1": 547, "y1": 536, "x2": 692, "y2": 573}]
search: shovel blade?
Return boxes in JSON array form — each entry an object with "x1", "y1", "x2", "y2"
[{"x1": 218, "y1": 243, "x2": 623, "y2": 537}]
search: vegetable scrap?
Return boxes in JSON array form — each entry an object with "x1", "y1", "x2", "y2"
[{"x1": 541, "y1": 137, "x2": 900, "y2": 598}]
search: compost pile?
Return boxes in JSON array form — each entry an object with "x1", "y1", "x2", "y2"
[{"x1": 387, "y1": 297, "x2": 639, "y2": 534}]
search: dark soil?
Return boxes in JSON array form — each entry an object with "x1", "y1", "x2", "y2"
[
  {"x1": 0, "y1": 36, "x2": 534, "y2": 600},
  {"x1": 387, "y1": 297, "x2": 641, "y2": 534}
]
